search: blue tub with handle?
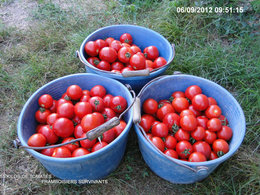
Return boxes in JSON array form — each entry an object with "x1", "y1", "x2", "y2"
[
  {"x1": 77, "y1": 24, "x2": 175, "y2": 92},
  {"x1": 134, "y1": 74, "x2": 246, "y2": 184},
  {"x1": 17, "y1": 73, "x2": 133, "y2": 180}
]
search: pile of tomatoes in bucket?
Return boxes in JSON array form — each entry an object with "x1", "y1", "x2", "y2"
[
  {"x1": 84, "y1": 33, "x2": 167, "y2": 72},
  {"x1": 140, "y1": 85, "x2": 232, "y2": 162},
  {"x1": 27, "y1": 85, "x2": 128, "y2": 158}
]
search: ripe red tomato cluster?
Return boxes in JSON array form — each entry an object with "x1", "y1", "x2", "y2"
[
  {"x1": 28, "y1": 85, "x2": 128, "y2": 158},
  {"x1": 84, "y1": 33, "x2": 167, "y2": 73},
  {"x1": 140, "y1": 85, "x2": 232, "y2": 162}
]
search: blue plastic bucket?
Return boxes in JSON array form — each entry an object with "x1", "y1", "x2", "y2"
[
  {"x1": 134, "y1": 74, "x2": 246, "y2": 184},
  {"x1": 78, "y1": 24, "x2": 174, "y2": 92},
  {"x1": 17, "y1": 73, "x2": 133, "y2": 180}
]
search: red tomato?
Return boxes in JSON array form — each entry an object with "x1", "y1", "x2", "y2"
[
  {"x1": 204, "y1": 130, "x2": 217, "y2": 144},
  {"x1": 111, "y1": 61, "x2": 125, "y2": 71},
  {"x1": 145, "y1": 60, "x2": 154, "y2": 70},
  {"x1": 27, "y1": 133, "x2": 46, "y2": 147},
  {"x1": 165, "y1": 135, "x2": 177, "y2": 149},
  {"x1": 191, "y1": 126, "x2": 205, "y2": 141},
  {"x1": 158, "y1": 99, "x2": 171, "y2": 107},
  {"x1": 130, "y1": 45, "x2": 141, "y2": 54},
  {"x1": 130, "y1": 53, "x2": 146, "y2": 70},
  {"x1": 52, "y1": 147, "x2": 71, "y2": 158},
  {"x1": 57, "y1": 102, "x2": 74, "y2": 119},
  {"x1": 56, "y1": 98, "x2": 72, "y2": 107},
  {"x1": 72, "y1": 148, "x2": 90, "y2": 157},
  {"x1": 175, "y1": 128, "x2": 190, "y2": 141},
  {"x1": 110, "y1": 96, "x2": 127, "y2": 113},
  {"x1": 143, "y1": 98, "x2": 158, "y2": 115},
  {"x1": 79, "y1": 95, "x2": 89, "y2": 103},
  {"x1": 102, "y1": 129, "x2": 116, "y2": 143},
  {"x1": 205, "y1": 105, "x2": 222, "y2": 119},
  {"x1": 81, "y1": 112, "x2": 104, "y2": 132},
  {"x1": 87, "y1": 57, "x2": 100, "y2": 66},
  {"x1": 121, "y1": 67, "x2": 133, "y2": 73},
  {"x1": 74, "y1": 102, "x2": 92, "y2": 119},
  {"x1": 72, "y1": 115, "x2": 81, "y2": 125},
  {"x1": 66, "y1": 85, "x2": 83, "y2": 100},
  {"x1": 102, "y1": 107, "x2": 116, "y2": 121},
  {"x1": 110, "y1": 40, "x2": 122, "y2": 52},
  {"x1": 188, "y1": 105, "x2": 202, "y2": 117},
  {"x1": 74, "y1": 124, "x2": 84, "y2": 138},
  {"x1": 49, "y1": 100, "x2": 57, "y2": 113},
  {"x1": 97, "y1": 61, "x2": 111, "y2": 71},
  {"x1": 105, "y1": 37, "x2": 114, "y2": 45},
  {"x1": 176, "y1": 140, "x2": 193, "y2": 159},
  {"x1": 122, "y1": 43, "x2": 131, "y2": 47},
  {"x1": 153, "y1": 57, "x2": 167, "y2": 69},
  {"x1": 157, "y1": 104, "x2": 175, "y2": 121},
  {"x1": 47, "y1": 113, "x2": 59, "y2": 125},
  {"x1": 90, "y1": 85, "x2": 106, "y2": 98},
  {"x1": 120, "y1": 33, "x2": 133, "y2": 45},
  {"x1": 207, "y1": 118, "x2": 222, "y2": 131},
  {"x1": 208, "y1": 97, "x2": 217, "y2": 105},
  {"x1": 36, "y1": 124, "x2": 45, "y2": 133},
  {"x1": 35, "y1": 109, "x2": 51, "y2": 124},
  {"x1": 103, "y1": 94, "x2": 113, "y2": 107},
  {"x1": 38, "y1": 94, "x2": 53, "y2": 109},
  {"x1": 41, "y1": 147, "x2": 55, "y2": 156},
  {"x1": 80, "y1": 133, "x2": 97, "y2": 149},
  {"x1": 217, "y1": 126, "x2": 233, "y2": 141},
  {"x1": 162, "y1": 113, "x2": 180, "y2": 132},
  {"x1": 180, "y1": 109, "x2": 196, "y2": 118},
  {"x1": 118, "y1": 47, "x2": 134, "y2": 63},
  {"x1": 53, "y1": 118, "x2": 74, "y2": 138},
  {"x1": 172, "y1": 97, "x2": 189, "y2": 113},
  {"x1": 193, "y1": 141, "x2": 211, "y2": 159},
  {"x1": 196, "y1": 116, "x2": 208, "y2": 129},
  {"x1": 62, "y1": 137, "x2": 79, "y2": 152},
  {"x1": 99, "y1": 47, "x2": 117, "y2": 63},
  {"x1": 113, "y1": 120, "x2": 127, "y2": 137},
  {"x1": 143, "y1": 46, "x2": 159, "y2": 60},
  {"x1": 146, "y1": 133, "x2": 153, "y2": 140},
  {"x1": 188, "y1": 152, "x2": 207, "y2": 162},
  {"x1": 89, "y1": 96, "x2": 105, "y2": 112},
  {"x1": 151, "y1": 123, "x2": 168, "y2": 138},
  {"x1": 192, "y1": 94, "x2": 209, "y2": 111},
  {"x1": 171, "y1": 91, "x2": 185, "y2": 99},
  {"x1": 151, "y1": 136, "x2": 165, "y2": 152},
  {"x1": 140, "y1": 114, "x2": 156, "y2": 132},
  {"x1": 164, "y1": 149, "x2": 178, "y2": 159},
  {"x1": 82, "y1": 90, "x2": 90, "y2": 96},
  {"x1": 210, "y1": 151, "x2": 218, "y2": 160},
  {"x1": 219, "y1": 115, "x2": 229, "y2": 126},
  {"x1": 38, "y1": 125, "x2": 59, "y2": 144},
  {"x1": 185, "y1": 85, "x2": 202, "y2": 101},
  {"x1": 92, "y1": 141, "x2": 108, "y2": 152},
  {"x1": 180, "y1": 115, "x2": 197, "y2": 131},
  {"x1": 212, "y1": 139, "x2": 229, "y2": 157},
  {"x1": 84, "y1": 41, "x2": 99, "y2": 56},
  {"x1": 95, "y1": 39, "x2": 108, "y2": 50}
]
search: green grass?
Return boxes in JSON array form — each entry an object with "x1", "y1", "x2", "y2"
[{"x1": 0, "y1": 0, "x2": 259, "y2": 194}]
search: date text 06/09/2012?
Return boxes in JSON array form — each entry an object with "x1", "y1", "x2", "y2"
[{"x1": 176, "y1": 7, "x2": 244, "y2": 14}]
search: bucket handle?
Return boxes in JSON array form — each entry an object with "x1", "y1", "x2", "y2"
[{"x1": 14, "y1": 85, "x2": 136, "y2": 150}]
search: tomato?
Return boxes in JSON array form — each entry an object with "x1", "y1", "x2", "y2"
[
  {"x1": 188, "y1": 152, "x2": 207, "y2": 162},
  {"x1": 180, "y1": 115, "x2": 197, "y2": 131},
  {"x1": 72, "y1": 148, "x2": 90, "y2": 157},
  {"x1": 90, "y1": 85, "x2": 106, "y2": 98},
  {"x1": 102, "y1": 129, "x2": 116, "y2": 143},
  {"x1": 56, "y1": 98, "x2": 72, "y2": 107},
  {"x1": 158, "y1": 99, "x2": 171, "y2": 108},
  {"x1": 52, "y1": 147, "x2": 71, "y2": 158},
  {"x1": 74, "y1": 102, "x2": 92, "y2": 119},
  {"x1": 208, "y1": 97, "x2": 217, "y2": 105},
  {"x1": 165, "y1": 135, "x2": 177, "y2": 149},
  {"x1": 207, "y1": 118, "x2": 222, "y2": 131},
  {"x1": 72, "y1": 115, "x2": 81, "y2": 125},
  {"x1": 185, "y1": 85, "x2": 202, "y2": 101},
  {"x1": 153, "y1": 57, "x2": 167, "y2": 69},
  {"x1": 151, "y1": 136, "x2": 165, "y2": 152},
  {"x1": 62, "y1": 137, "x2": 79, "y2": 152},
  {"x1": 162, "y1": 113, "x2": 180, "y2": 133},
  {"x1": 143, "y1": 46, "x2": 159, "y2": 60},
  {"x1": 146, "y1": 133, "x2": 153, "y2": 140},
  {"x1": 80, "y1": 133, "x2": 97, "y2": 149},
  {"x1": 113, "y1": 120, "x2": 126, "y2": 137},
  {"x1": 80, "y1": 95, "x2": 90, "y2": 102},
  {"x1": 118, "y1": 47, "x2": 134, "y2": 63},
  {"x1": 145, "y1": 60, "x2": 154, "y2": 70},
  {"x1": 82, "y1": 90, "x2": 90, "y2": 96},
  {"x1": 130, "y1": 45, "x2": 141, "y2": 54},
  {"x1": 143, "y1": 98, "x2": 158, "y2": 115},
  {"x1": 110, "y1": 40, "x2": 123, "y2": 52},
  {"x1": 53, "y1": 118, "x2": 74, "y2": 138},
  {"x1": 196, "y1": 116, "x2": 208, "y2": 129},
  {"x1": 102, "y1": 107, "x2": 116, "y2": 121},
  {"x1": 84, "y1": 41, "x2": 99, "y2": 56},
  {"x1": 38, "y1": 94, "x2": 53, "y2": 109},
  {"x1": 121, "y1": 67, "x2": 133, "y2": 73},
  {"x1": 210, "y1": 151, "x2": 218, "y2": 160},
  {"x1": 92, "y1": 141, "x2": 108, "y2": 152},
  {"x1": 140, "y1": 114, "x2": 155, "y2": 132},
  {"x1": 192, "y1": 94, "x2": 209, "y2": 111},
  {"x1": 172, "y1": 97, "x2": 189, "y2": 113},
  {"x1": 87, "y1": 57, "x2": 100, "y2": 66},
  {"x1": 219, "y1": 115, "x2": 229, "y2": 126},
  {"x1": 105, "y1": 37, "x2": 114, "y2": 45},
  {"x1": 49, "y1": 100, "x2": 57, "y2": 113},
  {"x1": 175, "y1": 128, "x2": 190, "y2": 141},
  {"x1": 188, "y1": 105, "x2": 202, "y2": 117},
  {"x1": 151, "y1": 123, "x2": 168, "y2": 138},
  {"x1": 217, "y1": 126, "x2": 233, "y2": 141},
  {"x1": 38, "y1": 125, "x2": 59, "y2": 144},
  {"x1": 122, "y1": 43, "x2": 131, "y2": 47},
  {"x1": 111, "y1": 61, "x2": 125, "y2": 71},
  {"x1": 171, "y1": 91, "x2": 185, "y2": 99},
  {"x1": 103, "y1": 94, "x2": 113, "y2": 107},
  {"x1": 120, "y1": 33, "x2": 133, "y2": 45},
  {"x1": 191, "y1": 126, "x2": 205, "y2": 141},
  {"x1": 46, "y1": 113, "x2": 59, "y2": 125},
  {"x1": 180, "y1": 109, "x2": 196, "y2": 118},
  {"x1": 41, "y1": 147, "x2": 55, "y2": 156},
  {"x1": 164, "y1": 149, "x2": 178, "y2": 159},
  {"x1": 205, "y1": 105, "x2": 222, "y2": 119},
  {"x1": 157, "y1": 104, "x2": 175, "y2": 121},
  {"x1": 95, "y1": 39, "x2": 108, "y2": 50},
  {"x1": 176, "y1": 140, "x2": 193, "y2": 159},
  {"x1": 66, "y1": 85, "x2": 83, "y2": 100},
  {"x1": 99, "y1": 47, "x2": 117, "y2": 63},
  {"x1": 204, "y1": 130, "x2": 217, "y2": 144},
  {"x1": 74, "y1": 124, "x2": 84, "y2": 138},
  {"x1": 36, "y1": 124, "x2": 45, "y2": 133},
  {"x1": 130, "y1": 53, "x2": 146, "y2": 70},
  {"x1": 57, "y1": 102, "x2": 74, "y2": 119},
  {"x1": 212, "y1": 139, "x2": 229, "y2": 157},
  {"x1": 97, "y1": 60, "x2": 111, "y2": 71},
  {"x1": 89, "y1": 96, "x2": 105, "y2": 112},
  {"x1": 35, "y1": 109, "x2": 51, "y2": 124},
  {"x1": 27, "y1": 133, "x2": 46, "y2": 147},
  {"x1": 81, "y1": 112, "x2": 104, "y2": 132},
  {"x1": 193, "y1": 141, "x2": 211, "y2": 159},
  {"x1": 110, "y1": 96, "x2": 127, "y2": 113}
]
